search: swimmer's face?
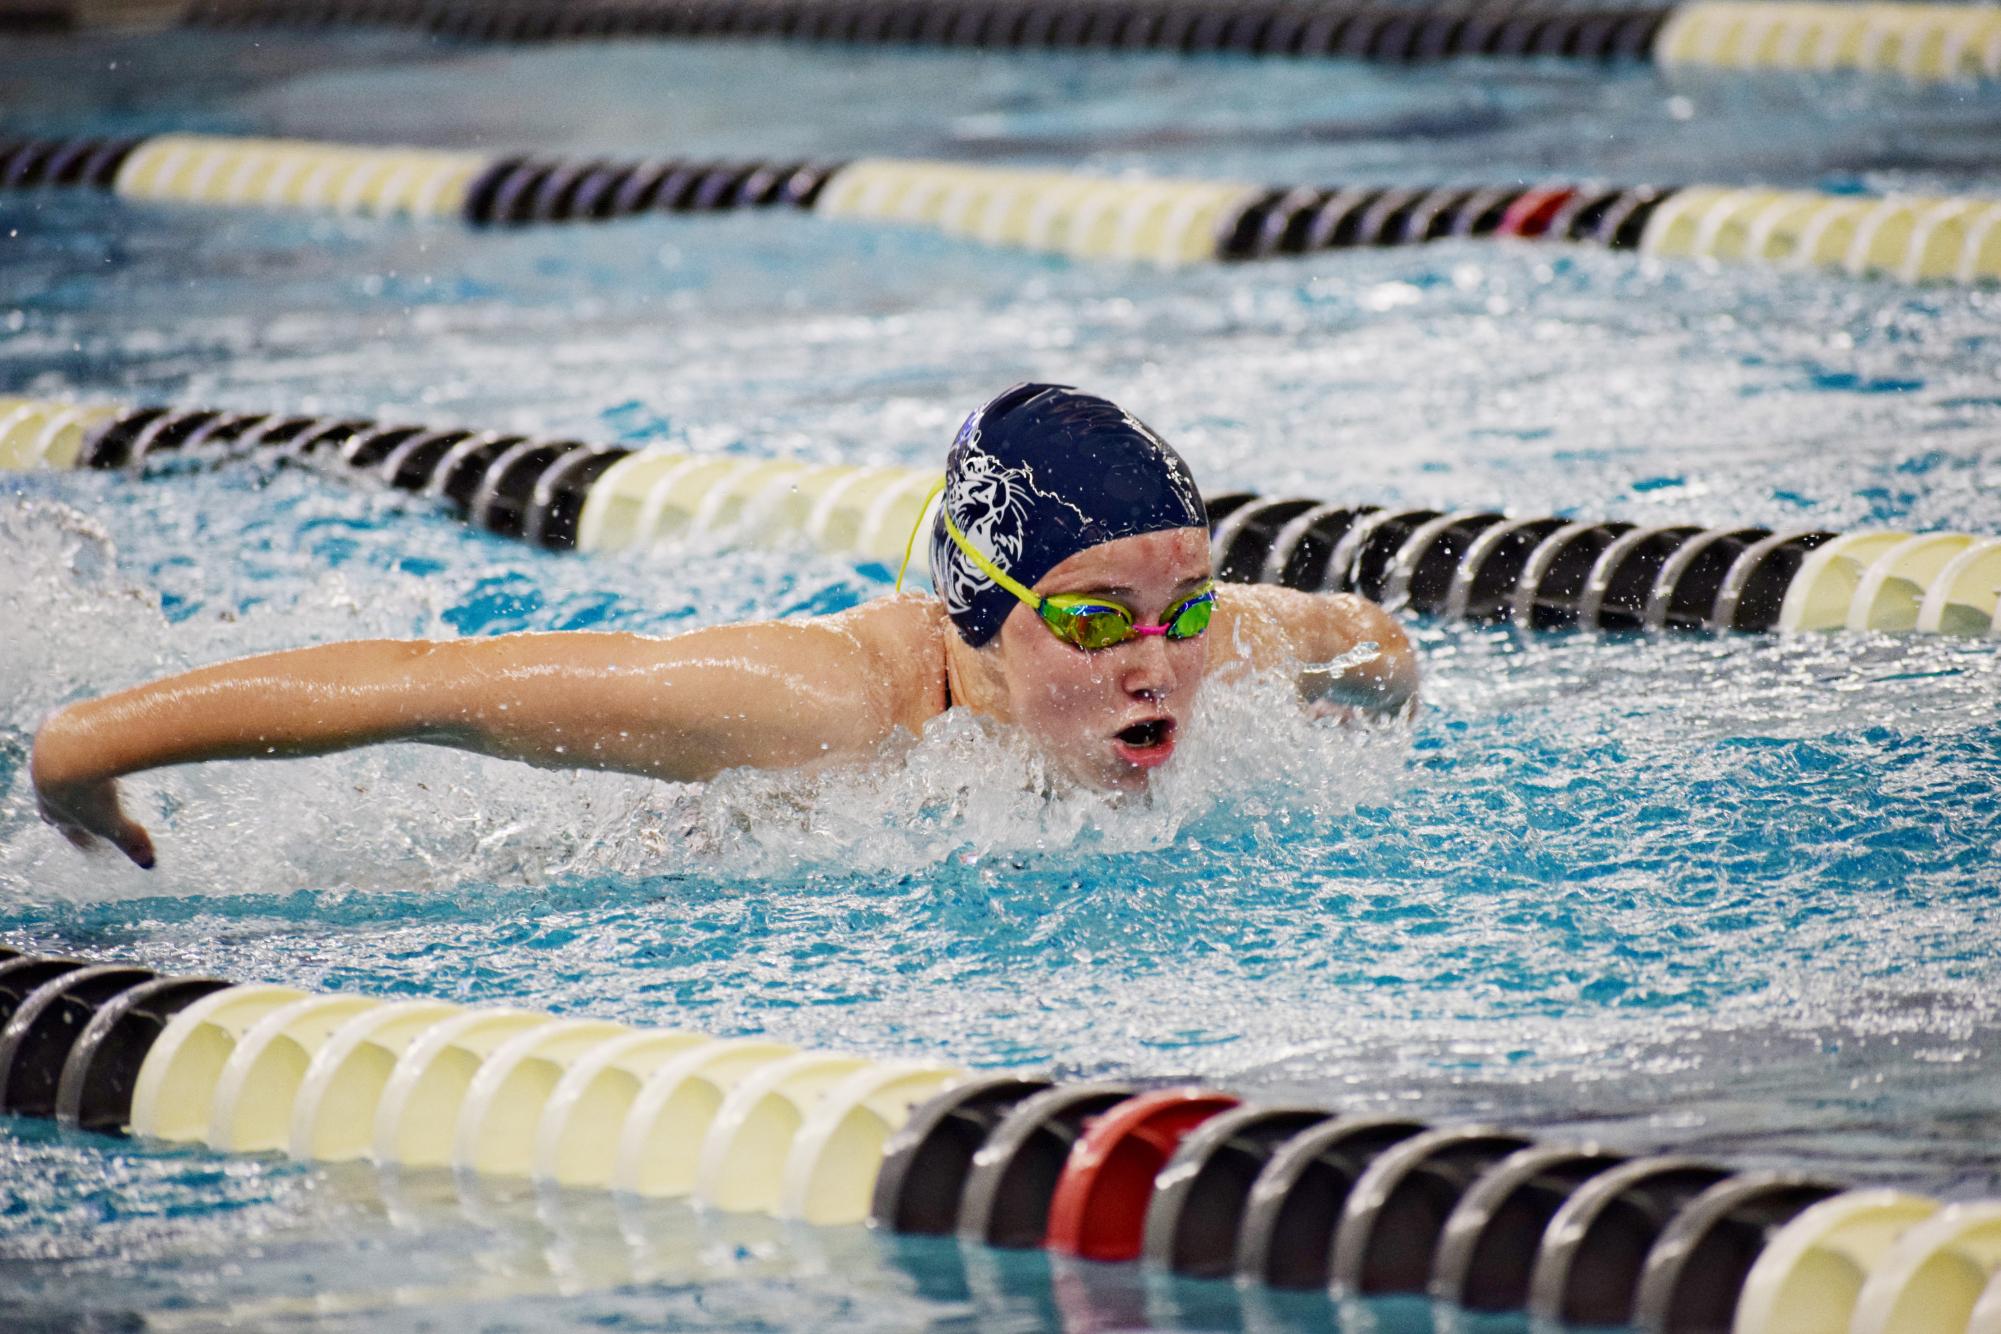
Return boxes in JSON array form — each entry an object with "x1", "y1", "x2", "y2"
[{"x1": 990, "y1": 527, "x2": 1213, "y2": 792}]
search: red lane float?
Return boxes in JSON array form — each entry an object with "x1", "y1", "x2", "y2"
[
  {"x1": 1497, "y1": 186, "x2": 1579, "y2": 238},
  {"x1": 1045, "y1": 1087, "x2": 1241, "y2": 1262}
]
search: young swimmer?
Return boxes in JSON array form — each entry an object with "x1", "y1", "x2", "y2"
[{"x1": 30, "y1": 384, "x2": 1418, "y2": 869}]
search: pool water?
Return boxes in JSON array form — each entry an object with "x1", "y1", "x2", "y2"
[{"x1": 2, "y1": 25, "x2": 2000, "y2": 1332}]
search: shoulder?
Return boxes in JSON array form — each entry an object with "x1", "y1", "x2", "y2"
[
  {"x1": 816, "y1": 593, "x2": 950, "y2": 730},
  {"x1": 830, "y1": 591, "x2": 949, "y2": 657},
  {"x1": 1211, "y1": 584, "x2": 1410, "y2": 670},
  {"x1": 1210, "y1": 583, "x2": 1419, "y2": 712}
]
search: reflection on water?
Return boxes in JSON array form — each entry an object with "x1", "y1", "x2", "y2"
[{"x1": 0, "y1": 1115, "x2": 1494, "y2": 1333}]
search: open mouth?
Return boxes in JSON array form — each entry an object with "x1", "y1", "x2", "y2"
[{"x1": 1115, "y1": 718, "x2": 1174, "y2": 750}]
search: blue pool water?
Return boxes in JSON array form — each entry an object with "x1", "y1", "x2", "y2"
[{"x1": 2, "y1": 26, "x2": 2000, "y2": 1331}]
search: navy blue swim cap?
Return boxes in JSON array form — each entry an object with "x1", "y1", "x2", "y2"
[{"x1": 930, "y1": 383, "x2": 1208, "y2": 647}]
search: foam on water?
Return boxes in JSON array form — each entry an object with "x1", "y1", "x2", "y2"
[{"x1": 672, "y1": 665, "x2": 1408, "y2": 879}]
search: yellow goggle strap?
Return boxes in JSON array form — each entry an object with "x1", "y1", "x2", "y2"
[
  {"x1": 893, "y1": 477, "x2": 1047, "y2": 620},
  {"x1": 941, "y1": 510, "x2": 1045, "y2": 611},
  {"x1": 895, "y1": 477, "x2": 948, "y2": 593}
]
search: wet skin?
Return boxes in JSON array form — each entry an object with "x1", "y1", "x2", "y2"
[{"x1": 30, "y1": 527, "x2": 1416, "y2": 867}]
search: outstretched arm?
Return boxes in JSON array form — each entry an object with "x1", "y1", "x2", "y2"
[{"x1": 30, "y1": 617, "x2": 908, "y2": 868}]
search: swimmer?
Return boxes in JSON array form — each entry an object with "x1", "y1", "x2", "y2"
[{"x1": 31, "y1": 384, "x2": 1418, "y2": 869}]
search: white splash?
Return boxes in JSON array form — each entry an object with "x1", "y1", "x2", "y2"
[{"x1": 661, "y1": 671, "x2": 1409, "y2": 879}]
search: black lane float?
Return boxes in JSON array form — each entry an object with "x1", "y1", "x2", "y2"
[
  {"x1": 15, "y1": 0, "x2": 1997, "y2": 89},
  {"x1": 177, "y1": 0, "x2": 1672, "y2": 63}
]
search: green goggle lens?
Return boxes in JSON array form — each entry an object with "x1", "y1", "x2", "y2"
[
  {"x1": 1040, "y1": 587, "x2": 1215, "y2": 651},
  {"x1": 1168, "y1": 592, "x2": 1214, "y2": 638},
  {"x1": 1045, "y1": 601, "x2": 1134, "y2": 651}
]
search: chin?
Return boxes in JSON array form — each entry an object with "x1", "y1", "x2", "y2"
[
  {"x1": 1099, "y1": 750, "x2": 1172, "y2": 794},
  {"x1": 1093, "y1": 767, "x2": 1150, "y2": 794}
]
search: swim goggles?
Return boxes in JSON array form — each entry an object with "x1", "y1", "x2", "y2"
[{"x1": 897, "y1": 478, "x2": 1216, "y2": 652}]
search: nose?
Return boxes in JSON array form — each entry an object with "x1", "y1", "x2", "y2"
[{"x1": 1119, "y1": 632, "x2": 1175, "y2": 700}]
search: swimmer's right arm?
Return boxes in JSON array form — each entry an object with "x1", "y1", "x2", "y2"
[{"x1": 30, "y1": 618, "x2": 916, "y2": 869}]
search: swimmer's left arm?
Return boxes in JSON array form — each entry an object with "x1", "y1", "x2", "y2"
[{"x1": 1217, "y1": 584, "x2": 1419, "y2": 714}]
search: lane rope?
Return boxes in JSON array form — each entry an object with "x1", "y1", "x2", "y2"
[
  {"x1": 7, "y1": 134, "x2": 2000, "y2": 281},
  {"x1": 4, "y1": 394, "x2": 1995, "y2": 637},
  {"x1": 5, "y1": 944, "x2": 2000, "y2": 1331}
]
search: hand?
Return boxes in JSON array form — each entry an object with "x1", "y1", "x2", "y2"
[{"x1": 30, "y1": 731, "x2": 156, "y2": 869}]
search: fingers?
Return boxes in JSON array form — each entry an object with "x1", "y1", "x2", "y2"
[
  {"x1": 80, "y1": 777, "x2": 155, "y2": 868},
  {"x1": 116, "y1": 819, "x2": 156, "y2": 870},
  {"x1": 37, "y1": 800, "x2": 157, "y2": 869}
]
